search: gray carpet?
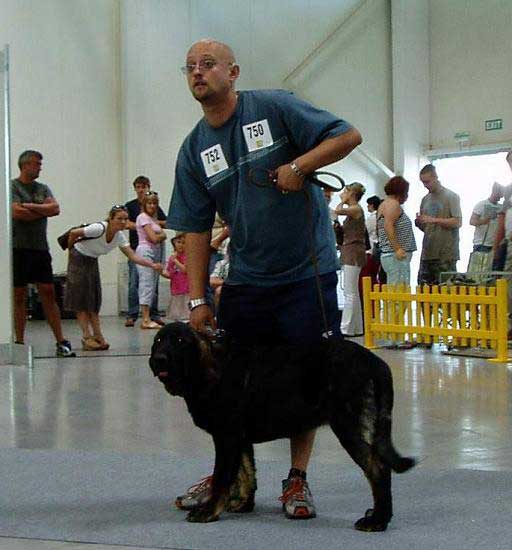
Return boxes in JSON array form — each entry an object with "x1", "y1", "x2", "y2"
[{"x1": 0, "y1": 448, "x2": 510, "y2": 550}]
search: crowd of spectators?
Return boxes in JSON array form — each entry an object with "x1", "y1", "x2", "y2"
[
  {"x1": 10, "y1": 152, "x2": 181, "y2": 353},
  {"x1": 12, "y1": 148, "x2": 512, "y2": 354},
  {"x1": 324, "y1": 157, "x2": 512, "y2": 338}
]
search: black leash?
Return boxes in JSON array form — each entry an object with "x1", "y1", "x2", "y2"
[
  {"x1": 248, "y1": 169, "x2": 344, "y2": 339},
  {"x1": 302, "y1": 185, "x2": 334, "y2": 339}
]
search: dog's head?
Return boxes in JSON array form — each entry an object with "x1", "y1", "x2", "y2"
[{"x1": 149, "y1": 322, "x2": 228, "y2": 396}]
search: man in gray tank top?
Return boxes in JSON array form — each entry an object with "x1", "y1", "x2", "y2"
[{"x1": 11, "y1": 150, "x2": 75, "y2": 357}]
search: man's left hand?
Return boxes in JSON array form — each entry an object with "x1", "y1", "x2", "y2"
[{"x1": 275, "y1": 164, "x2": 305, "y2": 192}]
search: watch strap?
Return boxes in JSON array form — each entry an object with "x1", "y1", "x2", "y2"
[{"x1": 188, "y1": 297, "x2": 208, "y2": 311}]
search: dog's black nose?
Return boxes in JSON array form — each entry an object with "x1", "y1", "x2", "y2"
[
  {"x1": 149, "y1": 351, "x2": 168, "y2": 378},
  {"x1": 152, "y1": 352, "x2": 167, "y2": 364}
]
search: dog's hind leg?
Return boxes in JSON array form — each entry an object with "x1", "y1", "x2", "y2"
[
  {"x1": 227, "y1": 444, "x2": 257, "y2": 513},
  {"x1": 187, "y1": 435, "x2": 244, "y2": 523},
  {"x1": 330, "y1": 416, "x2": 393, "y2": 532}
]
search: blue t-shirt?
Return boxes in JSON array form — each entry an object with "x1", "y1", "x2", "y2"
[{"x1": 167, "y1": 89, "x2": 352, "y2": 286}]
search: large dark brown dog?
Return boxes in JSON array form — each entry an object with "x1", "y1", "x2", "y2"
[{"x1": 149, "y1": 322, "x2": 415, "y2": 531}]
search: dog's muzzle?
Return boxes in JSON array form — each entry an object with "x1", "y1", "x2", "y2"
[
  {"x1": 150, "y1": 351, "x2": 182, "y2": 395},
  {"x1": 149, "y1": 352, "x2": 168, "y2": 378}
]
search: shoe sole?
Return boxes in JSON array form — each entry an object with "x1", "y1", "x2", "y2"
[
  {"x1": 176, "y1": 496, "x2": 210, "y2": 511},
  {"x1": 283, "y1": 505, "x2": 316, "y2": 519}
]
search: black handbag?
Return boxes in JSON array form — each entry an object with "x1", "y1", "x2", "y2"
[
  {"x1": 333, "y1": 220, "x2": 344, "y2": 246},
  {"x1": 57, "y1": 222, "x2": 105, "y2": 250}
]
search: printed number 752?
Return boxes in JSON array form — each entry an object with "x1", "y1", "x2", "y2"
[{"x1": 204, "y1": 149, "x2": 220, "y2": 165}]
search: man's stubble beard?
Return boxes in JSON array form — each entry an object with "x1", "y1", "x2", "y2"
[{"x1": 191, "y1": 83, "x2": 213, "y2": 103}]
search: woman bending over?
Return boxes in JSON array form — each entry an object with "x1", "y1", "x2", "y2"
[{"x1": 64, "y1": 205, "x2": 161, "y2": 350}]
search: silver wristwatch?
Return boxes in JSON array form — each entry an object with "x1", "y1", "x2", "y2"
[{"x1": 188, "y1": 297, "x2": 208, "y2": 311}]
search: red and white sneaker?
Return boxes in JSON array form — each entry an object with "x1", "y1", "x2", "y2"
[
  {"x1": 175, "y1": 475, "x2": 212, "y2": 510},
  {"x1": 279, "y1": 476, "x2": 316, "y2": 519}
]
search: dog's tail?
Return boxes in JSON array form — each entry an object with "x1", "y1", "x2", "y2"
[{"x1": 372, "y1": 355, "x2": 416, "y2": 474}]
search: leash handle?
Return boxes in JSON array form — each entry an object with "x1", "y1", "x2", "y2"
[{"x1": 248, "y1": 168, "x2": 344, "y2": 192}]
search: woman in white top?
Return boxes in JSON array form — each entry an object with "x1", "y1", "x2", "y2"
[{"x1": 64, "y1": 205, "x2": 161, "y2": 350}]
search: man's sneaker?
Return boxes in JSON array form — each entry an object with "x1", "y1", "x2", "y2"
[
  {"x1": 175, "y1": 476, "x2": 212, "y2": 510},
  {"x1": 56, "y1": 340, "x2": 76, "y2": 358},
  {"x1": 279, "y1": 476, "x2": 316, "y2": 519}
]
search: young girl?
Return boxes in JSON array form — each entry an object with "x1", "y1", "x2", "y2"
[
  {"x1": 162, "y1": 233, "x2": 190, "y2": 322},
  {"x1": 135, "y1": 191, "x2": 167, "y2": 329}
]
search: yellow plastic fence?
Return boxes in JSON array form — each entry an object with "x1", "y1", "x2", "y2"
[{"x1": 362, "y1": 277, "x2": 509, "y2": 363}]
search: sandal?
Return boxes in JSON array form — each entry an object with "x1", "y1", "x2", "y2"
[
  {"x1": 82, "y1": 337, "x2": 102, "y2": 351},
  {"x1": 141, "y1": 321, "x2": 160, "y2": 330},
  {"x1": 93, "y1": 338, "x2": 110, "y2": 350},
  {"x1": 125, "y1": 318, "x2": 135, "y2": 327}
]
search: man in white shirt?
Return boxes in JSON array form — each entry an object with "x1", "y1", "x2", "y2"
[{"x1": 470, "y1": 183, "x2": 503, "y2": 253}]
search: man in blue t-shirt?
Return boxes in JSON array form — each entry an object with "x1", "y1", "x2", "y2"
[{"x1": 167, "y1": 39, "x2": 362, "y2": 520}]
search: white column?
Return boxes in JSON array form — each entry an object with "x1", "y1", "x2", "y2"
[
  {"x1": 0, "y1": 45, "x2": 13, "y2": 350},
  {"x1": 391, "y1": 0, "x2": 431, "y2": 181},
  {"x1": 0, "y1": 45, "x2": 31, "y2": 367}
]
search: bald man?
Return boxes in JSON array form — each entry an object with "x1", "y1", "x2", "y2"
[{"x1": 167, "y1": 39, "x2": 362, "y2": 520}]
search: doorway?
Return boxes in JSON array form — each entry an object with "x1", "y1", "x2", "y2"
[{"x1": 405, "y1": 151, "x2": 511, "y2": 283}]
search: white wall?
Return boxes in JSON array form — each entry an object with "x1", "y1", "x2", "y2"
[
  {"x1": 0, "y1": 0, "x2": 122, "y2": 314},
  {"x1": 4, "y1": 0, "x2": 511, "y2": 326},
  {"x1": 120, "y1": 0, "x2": 192, "y2": 210},
  {"x1": 4, "y1": 0, "x2": 393, "y2": 324},
  {"x1": 120, "y1": 0, "x2": 393, "y2": 211},
  {"x1": 391, "y1": 0, "x2": 430, "y2": 181},
  {"x1": 288, "y1": 0, "x2": 393, "y2": 185},
  {"x1": 430, "y1": 0, "x2": 512, "y2": 150}
]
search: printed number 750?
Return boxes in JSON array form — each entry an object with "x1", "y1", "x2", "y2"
[{"x1": 247, "y1": 123, "x2": 265, "y2": 139}]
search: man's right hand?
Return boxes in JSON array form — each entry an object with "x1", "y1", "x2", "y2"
[
  {"x1": 189, "y1": 304, "x2": 217, "y2": 333},
  {"x1": 395, "y1": 247, "x2": 407, "y2": 260}
]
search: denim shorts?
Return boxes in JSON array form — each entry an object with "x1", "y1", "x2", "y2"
[{"x1": 217, "y1": 271, "x2": 341, "y2": 345}]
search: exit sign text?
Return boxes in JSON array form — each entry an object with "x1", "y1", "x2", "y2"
[{"x1": 485, "y1": 119, "x2": 503, "y2": 131}]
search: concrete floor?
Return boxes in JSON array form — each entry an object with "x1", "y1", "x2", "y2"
[{"x1": 1, "y1": 317, "x2": 511, "y2": 549}]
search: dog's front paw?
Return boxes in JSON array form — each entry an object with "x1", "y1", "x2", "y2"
[
  {"x1": 227, "y1": 494, "x2": 255, "y2": 513},
  {"x1": 186, "y1": 505, "x2": 220, "y2": 523},
  {"x1": 354, "y1": 509, "x2": 390, "y2": 532}
]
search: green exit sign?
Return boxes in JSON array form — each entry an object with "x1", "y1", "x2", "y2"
[{"x1": 485, "y1": 119, "x2": 503, "y2": 131}]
